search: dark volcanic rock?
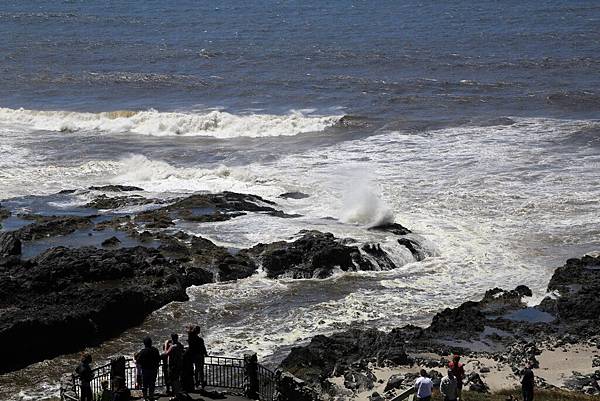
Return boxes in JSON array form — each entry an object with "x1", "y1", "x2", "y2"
[
  {"x1": 369, "y1": 222, "x2": 412, "y2": 236},
  {"x1": 246, "y1": 231, "x2": 368, "y2": 279},
  {"x1": 275, "y1": 371, "x2": 321, "y2": 401},
  {"x1": 134, "y1": 209, "x2": 175, "y2": 228},
  {"x1": 0, "y1": 204, "x2": 10, "y2": 220},
  {"x1": 0, "y1": 232, "x2": 21, "y2": 257},
  {"x1": 89, "y1": 185, "x2": 144, "y2": 192},
  {"x1": 15, "y1": 215, "x2": 94, "y2": 241},
  {"x1": 0, "y1": 246, "x2": 213, "y2": 374},
  {"x1": 427, "y1": 286, "x2": 532, "y2": 339},
  {"x1": 384, "y1": 374, "x2": 405, "y2": 392},
  {"x1": 540, "y1": 254, "x2": 600, "y2": 337},
  {"x1": 163, "y1": 191, "x2": 281, "y2": 223},
  {"x1": 397, "y1": 238, "x2": 426, "y2": 261},
  {"x1": 343, "y1": 369, "x2": 376, "y2": 392},
  {"x1": 279, "y1": 192, "x2": 310, "y2": 200},
  {"x1": 85, "y1": 194, "x2": 155, "y2": 209},
  {"x1": 101, "y1": 236, "x2": 121, "y2": 247},
  {"x1": 280, "y1": 328, "x2": 411, "y2": 383},
  {"x1": 246, "y1": 231, "x2": 404, "y2": 279}
]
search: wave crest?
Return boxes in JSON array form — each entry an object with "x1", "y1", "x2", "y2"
[{"x1": 0, "y1": 107, "x2": 340, "y2": 138}]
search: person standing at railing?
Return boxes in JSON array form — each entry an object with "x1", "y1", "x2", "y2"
[
  {"x1": 76, "y1": 354, "x2": 93, "y2": 401},
  {"x1": 162, "y1": 338, "x2": 173, "y2": 395},
  {"x1": 187, "y1": 325, "x2": 208, "y2": 390},
  {"x1": 137, "y1": 336, "x2": 161, "y2": 401},
  {"x1": 163, "y1": 333, "x2": 184, "y2": 400}
]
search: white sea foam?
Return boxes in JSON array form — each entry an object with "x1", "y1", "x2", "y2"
[{"x1": 0, "y1": 107, "x2": 340, "y2": 138}]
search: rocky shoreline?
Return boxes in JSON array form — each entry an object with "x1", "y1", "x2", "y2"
[
  {"x1": 0, "y1": 187, "x2": 420, "y2": 374},
  {"x1": 278, "y1": 254, "x2": 600, "y2": 400},
  {"x1": 1, "y1": 187, "x2": 598, "y2": 400}
]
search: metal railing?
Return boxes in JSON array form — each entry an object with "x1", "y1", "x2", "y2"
[{"x1": 61, "y1": 355, "x2": 277, "y2": 401}]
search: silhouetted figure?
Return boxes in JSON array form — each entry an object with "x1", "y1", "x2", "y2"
[
  {"x1": 414, "y1": 369, "x2": 433, "y2": 401},
  {"x1": 162, "y1": 339, "x2": 173, "y2": 395},
  {"x1": 163, "y1": 333, "x2": 184, "y2": 399},
  {"x1": 244, "y1": 353, "x2": 260, "y2": 400},
  {"x1": 137, "y1": 336, "x2": 161, "y2": 401},
  {"x1": 448, "y1": 354, "x2": 465, "y2": 400},
  {"x1": 76, "y1": 354, "x2": 93, "y2": 401},
  {"x1": 99, "y1": 380, "x2": 113, "y2": 401},
  {"x1": 187, "y1": 325, "x2": 208, "y2": 389},
  {"x1": 182, "y1": 348, "x2": 195, "y2": 392},
  {"x1": 440, "y1": 369, "x2": 459, "y2": 401},
  {"x1": 112, "y1": 376, "x2": 131, "y2": 401},
  {"x1": 522, "y1": 363, "x2": 535, "y2": 401}
]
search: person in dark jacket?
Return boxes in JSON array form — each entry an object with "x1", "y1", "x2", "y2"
[
  {"x1": 521, "y1": 362, "x2": 535, "y2": 401},
  {"x1": 112, "y1": 376, "x2": 131, "y2": 401},
  {"x1": 187, "y1": 325, "x2": 208, "y2": 389},
  {"x1": 137, "y1": 336, "x2": 161, "y2": 401},
  {"x1": 76, "y1": 354, "x2": 93, "y2": 401}
]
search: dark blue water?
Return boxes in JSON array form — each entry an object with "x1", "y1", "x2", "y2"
[{"x1": 2, "y1": 0, "x2": 599, "y2": 121}]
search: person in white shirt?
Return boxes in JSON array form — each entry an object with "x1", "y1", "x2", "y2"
[
  {"x1": 414, "y1": 369, "x2": 434, "y2": 401},
  {"x1": 440, "y1": 369, "x2": 459, "y2": 401}
]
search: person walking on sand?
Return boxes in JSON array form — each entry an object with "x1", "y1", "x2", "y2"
[
  {"x1": 448, "y1": 354, "x2": 465, "y2": 399},
  {"x1": 521, "y1": 362, "x2": 535, "y2": 401},
  {"x1": 440, "y1": 368, "x2": 459, "y2": 401},
  {"x1": 187, "y1": 325, "x2": 208, "y2": 389},
  {"x1": 414, "y1": 369, "x2": 434, "y2": 401},
  {"x1": 163, "y1": 333, "x2": 184, "y2": 400},
  {"x1": 137, "y1": 336, "x2": 161, "y2": 401},
  {"x1": 76, "y1": 354, "x2": 93, "y2": 401}
]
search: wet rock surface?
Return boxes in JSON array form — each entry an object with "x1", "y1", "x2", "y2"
[
  {"x1": 0, "y1": 187, "x2": 421, "y2": 380},
  {"x1": 279, "y1": 191, "x2": 310, "y2": 199},
  {"x1": 0, "y1": 232, "x2": 21, "y2": 258},
  {"x1": 0, "y1": 246, "x2": 213, "y2": 373},
  {"x1": 85, "y1": 194, "x2": 156, "y2": 209},
  {"x1": 280, "y1": 328, "x2": 411, "y2": 383},
  {"x1": 245, "y1": 231, "x2": 403, "y2": 279},
  {"x1": 278, "y1": 254, "x2": 600, "y2": 398},
  {"x1": 88, "y1": 185, "x2": 144, "y2": 192},
  {"x1": 15, "y1": 215, "x2": 95, "y2": 241},
  {"x1": 540, "y1": 254, "x2": 600, "y2": 338},
  {"x1": 0, "y1": 203, "x2": 10, "y2": 221}
]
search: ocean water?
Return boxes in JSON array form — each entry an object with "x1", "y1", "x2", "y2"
[{"x1": 1, "y1": 0, "x2": 600, "y2": 399}]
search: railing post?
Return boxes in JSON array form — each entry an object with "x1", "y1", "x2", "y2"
[
  {"x1": 243, "y1": 352, "x2": 260, "y2": 400},
  {"x1": 110, "y1": 356, "x2": 126, "y2": 389}
]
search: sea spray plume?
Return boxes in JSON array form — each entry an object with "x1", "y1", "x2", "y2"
[{"x1": 338, "y1": 168, "x2": 395, "y2": 227}]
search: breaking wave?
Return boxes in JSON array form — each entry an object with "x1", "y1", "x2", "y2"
[{"x1": 0, "y1": 107, "x2": 341, "y2": 138}]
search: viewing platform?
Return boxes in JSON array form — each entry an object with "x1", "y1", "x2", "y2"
[{"x1": 61, "y1": 354, "x2": 277, "y2": 401}]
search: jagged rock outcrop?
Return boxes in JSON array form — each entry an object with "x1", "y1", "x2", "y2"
[
  {"x1": 0, "y1": 231, "x2": 21, "y2": 258},
  {"x1": 0, "y1": 246, "x2": 213, "y2": 373},
  {"x1": 540, "y1": 254, "x2": 600, "y2": 338},
  {"x1": 280, "y1": 328, "x2": 411, "y2": 384},
  {"x1": 245, "y1": 231, "x2": 402, "y2": 279}
]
